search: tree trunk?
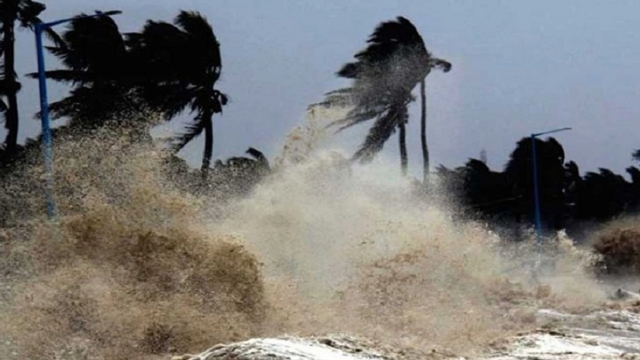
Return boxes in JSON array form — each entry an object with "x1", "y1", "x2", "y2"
[
  {"x1": 399, "y1": 121, "x2": 408, "y2": 176},
  {"x1": 201, "y1": 111, "x2": 214, "y2": 178},
  {"x1": 420, "y1": 79, "x2": 428, "y2": 183},
  {"x1": 2, "y1": 10, "x2": 19, "y2": 152}
]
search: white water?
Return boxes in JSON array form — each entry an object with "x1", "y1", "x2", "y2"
[
  {"x1": 175, "y1": 304, "x2": 640, "y2": 360},
  {"x1": 0, "y1": 114, "x2": 627, "y2": 360}
]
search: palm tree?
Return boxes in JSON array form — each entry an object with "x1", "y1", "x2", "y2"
[
  {"x1": 129, "y1": 11, "x2": 227, "y2": 176},
  {"x1": 36, "y1": 11, "x2": 226, "y2": 167},
  {"x1": 419, "y1": 56, "x2": 450, "y2": 182},
  {"x1": 504, "y1": 137, "x2": 567, "y2": 232},
  {"x1": 32, "y1": 13, "x2": 139, "y2": 130},
  {"x1": 320, "y1": 17, "x2": 449, "y2": 176},
  {"x1": 0, "y1": 0, "x2": 57, "y2": 152}
]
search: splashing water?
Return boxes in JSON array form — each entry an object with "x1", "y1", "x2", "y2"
[{"x1": 0, "y1": 119, "x2": 608, "y2": 360}]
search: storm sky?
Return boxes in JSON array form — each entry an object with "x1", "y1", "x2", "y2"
[{"x1": 6, "y1": 1, "x2": 640, "y2": 176}]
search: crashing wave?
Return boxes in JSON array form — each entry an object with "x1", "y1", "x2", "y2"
[{"x1": 174, "y1": 301, "x2": 640, "y2": 360}]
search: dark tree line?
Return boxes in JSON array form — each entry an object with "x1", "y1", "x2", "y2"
[{"x1": 437, "y1": 137, "x2": 640, "y2": 241}]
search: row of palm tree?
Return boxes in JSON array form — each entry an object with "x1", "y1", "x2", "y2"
[
  {"x1": 38, "y1": 10, "x2": 227, "y2": 176},
  {"x1": 1, "y1": 6, "x2": 226, "y2": 177},
  {"x1": 3, "y1": 7, "x2": 451, "y2": 181},
  {"x1": 318, "y1": 16, "x2": 450, "y2": 180}
]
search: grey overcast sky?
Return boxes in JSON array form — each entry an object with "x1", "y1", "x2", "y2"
[{"x1": 5, "y1": 1, "x2": 640, "y2": 176}]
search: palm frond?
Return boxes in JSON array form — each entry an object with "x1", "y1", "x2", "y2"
[
  {"x1": 336, "y1": 62, "x2": 361, "y2": 79},
  {"x1": 43, "y1": 87, "x2": 100, "y2": 120},
  {"x1": 0, "y1": 96, "x2": 6, "y2": 127},
  {"x1": 42, "y1": 25, "x2": 66, "y2": 49},
  {"x1": 51, "y1": 14, "x2": 127, "y2": 73},
  {"x1": 332, "y1": 107, "x2": 385, "y2": 132},
  {"x1": 312, "y1": 88, "x2": 354, "y2": 108},
  {"x1": 140, "y1": 83, "x2": 195, "y2": 120},
  {"x1": 430, "y1": 57, "x2": 452, "y2": 72},
  {"x1": 352, "y1": 104, "x2": 408, "y2": 163},
  {"x1": 246, "y1": 147, "x2": 265, "y2": 161},
  {"x1": 170, "y1": 116, "x2": 206, "y2": 152},
  {"x1": 128, "y1": 21, "x2": 188, "y2": 81},
  {"x1": 174, "y1": 11, "x2": 216, "y2": 44},
  {"x1": 329, "y1": 88, "x2": 413, "y2": 131},
  {"x1": 217, "y1": 91, "x2": 228, "y2": 106},
  {"x1": 44, "y1": 91, "x2": 91, "y2": 120},
  {"x1": 16, "y1": 0, "x2": 45, "y2": 28},
  {"x1": 26, "y1": 69, "x2": 90, "y2": 84},
  {"x1": 358, "y1": 16, "x2": 426, "y2": 64},
  {"x1": 174, "y1": 10, "x2": 221, "y2": 70},
  {"x1": 42, "y1": 85, "x2": 134, "y2": 125},
  {"x1": 187, "y1": 90, "x2": 226, "y2": 118}
]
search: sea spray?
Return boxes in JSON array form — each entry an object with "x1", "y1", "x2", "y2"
[
  {"x1": 212, "y1": 109, "x2": 605, "y2": 353},
  {"x1": 0, "y1": 128, "x2": 267, "y2": 360},
  {"x1": 0, "y1": 124, "x2": 606, "y2": 360}
]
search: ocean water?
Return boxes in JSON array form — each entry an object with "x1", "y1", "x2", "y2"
[{"x1": 0, "y1": 116, "x2": 619, "y2": 360}]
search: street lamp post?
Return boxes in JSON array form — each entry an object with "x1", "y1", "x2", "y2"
[
  {"x1": 34, "y1": 11, "x2": 122, "y2": 219},
  {"x1": 530, "y1": 127, "x2": 572, "y2": 242}
]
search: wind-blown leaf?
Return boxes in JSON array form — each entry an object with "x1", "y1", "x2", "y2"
[
  {"x1": 44, "y1": 13, "x2": 128, "y2": 77},
  {"x1": 430, "y1": 57, "x2": 452, "y2": 73},
  {"x1": 313, "y1": 88, "x2": 355, "y2": 108},
  {"x1": 26, "y1": 69, "x2": 89, "y2": 84},
  {"x1": 16, "y1": 1, "x2": 45, "y2": 28},
  {"x1": 174, "y1": 11, "x2": 221, "y2": 80},
  {"x1": 353, "y1": 104, "x2": 408, "y2": 163},
  {"x1": 171, "y1": 116, "x2": 206, "y2": 152},
  {"x1": 42, "y1": 25, "x2": 65, "y2": 49}
]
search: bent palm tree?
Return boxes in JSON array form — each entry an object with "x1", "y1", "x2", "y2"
[
  {"x1": 320, "y1": 17, "x2": 449, "y2": 175},
  {"x1": 129, "y1": 11, "x2": 227, "y2": 176},
  {"x1": 36, "y1": 11, "x2": 226, "y2": 175},
  {"x1": 32, "y1": 13, "x2": 137, "y2": 129},
  {"x1": 0, "y1": 0, "x2": 58, "y2": 152},
  {"x1": 420, "y1": 57, "x2": 451, "y2": 182}
]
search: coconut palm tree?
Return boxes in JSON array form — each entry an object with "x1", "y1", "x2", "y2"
[
  {"x1": 320, "y1": 17, "x2": 449, "y2": 176},
  {"x1": 419, "y1": 56, "x2": 450, "y2": 181},
  {"x1": 0, "y1": 0, "x2": 58, "y2": 152},
  {"x1": 35, "y1": 10, "x2": 226, "y2": 172},
  {"x1": 32, "y1": 13, "x2": 139, "y2": 130},
  {"x1": 129, "y1": 11, "x2": 227, "y2": 176}
]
